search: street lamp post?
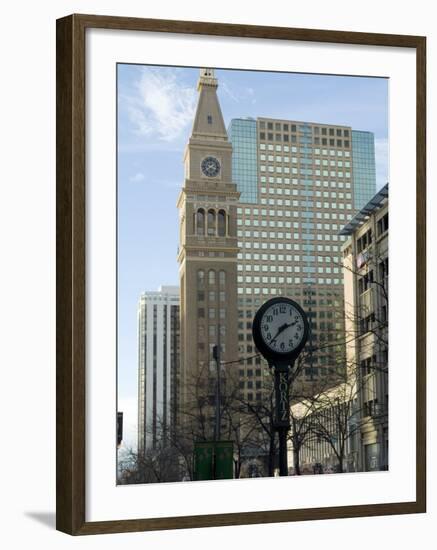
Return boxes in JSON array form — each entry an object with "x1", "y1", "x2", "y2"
[{"x1": 213, "y1": 324, "x2": 221, "y2": 442}]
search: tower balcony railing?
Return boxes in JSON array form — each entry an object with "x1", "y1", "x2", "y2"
[{"x1": 186, "y1": 235, "x2": 239, "y2": 247}]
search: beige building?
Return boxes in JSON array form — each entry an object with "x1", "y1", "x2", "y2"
[
  {"x1": 341, "y1": 184, "x2": 389, "y2": 471},
  {"x1": 177, "y1": 69, "x2": 240, "y2": 440},
  {"x1": 287, "y1": 185, "x2": 388, "y2": 475},
  {"x1": 289, "y1": 378, "x2": 360, "y2": 474}
]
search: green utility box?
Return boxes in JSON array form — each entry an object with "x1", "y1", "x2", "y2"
[{"x1": 194, "y1": 441, "x2": 234, "y2": 481}]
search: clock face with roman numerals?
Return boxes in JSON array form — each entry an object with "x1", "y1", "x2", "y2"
[
  {"x1": 252, "y1": 297, "x2": 309, "y2": 363},
  {"x1": 201, "y1": 156, "x2": 221, "y2": 177}
]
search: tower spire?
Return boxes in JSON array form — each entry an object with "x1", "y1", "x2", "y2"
[{"x1": 192, "y1": 67, "x2": 226, "y2": 139}]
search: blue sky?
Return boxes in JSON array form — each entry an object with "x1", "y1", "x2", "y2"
[{"x1": 117, "y1": 64, "x2": 388, "y2": 447}]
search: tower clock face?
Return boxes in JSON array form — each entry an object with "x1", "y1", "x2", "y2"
[
  {"x1": 252, "y1": 297, "x2": 309, "y2": 363},
  {"x1": 201, "y1": 156, "x2": 221, "y2": 177}
]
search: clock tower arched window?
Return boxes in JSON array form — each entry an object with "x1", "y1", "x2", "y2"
[
  {"x1": 218, "y1": 210, "x2": 226, "y2": 236},
  {"x1": 196, "y1": 208, "x2": 205, "y2": 235},
  {"x1": 207, "y1": 209, "x2": 216, "y2": 236}
]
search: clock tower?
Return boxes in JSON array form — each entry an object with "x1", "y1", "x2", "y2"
[{"x1": 177, "y1": 68, "x2": 240, "y2": 439}]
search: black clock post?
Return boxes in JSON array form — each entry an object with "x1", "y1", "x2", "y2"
[{"x1": 252, "y1": 297, "x2": 309, "y2": 476}]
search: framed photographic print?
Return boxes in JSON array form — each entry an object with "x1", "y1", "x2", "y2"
[{"x1": 56, "y1": 14, "x2": 426, "y2": 535}]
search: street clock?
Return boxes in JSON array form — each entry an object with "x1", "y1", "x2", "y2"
[
  {"x1": 252, "y1": 297, "x2": 310, "y2": 477},
  {"x1": 252, "y1": 297, "x2": 309, "y2": 365}
]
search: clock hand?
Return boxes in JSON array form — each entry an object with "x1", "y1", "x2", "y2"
[
  {"x1": 270, "y1": 323, "x2": 290, "y2": 343},
  {"x1": 270, "y1": 320, "x2": 299, "y2": 344}
]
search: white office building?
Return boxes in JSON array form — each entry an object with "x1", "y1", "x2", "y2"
[{"x1": 137, "y1": 286, "x2": 180, "y2": 452}]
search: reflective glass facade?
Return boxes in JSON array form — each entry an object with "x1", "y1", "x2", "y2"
[
  {"x1": 352, "y1": 130, "x2": 377, "y2": 210},
  {"x1": 228, "y1": 118, "x2": 258, "y2": 203}
]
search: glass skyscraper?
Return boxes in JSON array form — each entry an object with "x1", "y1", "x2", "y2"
[
  {"x1": 352, "y1": 130, "x2": 377, "y2": 210},
  {"x1": 228, "y1": 117, "x2": 378, "y2": 388},
  {"x1": 228, "y1": 118, "x2": 258, "y2": 203}
]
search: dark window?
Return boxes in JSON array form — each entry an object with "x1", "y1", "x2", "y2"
[
  {"x1": 329, "y1": 128, "x2": 334, "y2": 136},
  {"x1": 381, "y1": 304, "x2": 388, "y2": 323},
  {"x1": 337, "y1": 139, "x2": 342, "y2": 147},
  {"x1": 379, "y1": 258, "x2": 389, "y2": 281},
  {"x1": 321, "y1": 127, "x2": 327, "y2": 135},
  {"x1": 196, "y1": 208, "x2": 205, "y2": 235},
  {"x1": 357, "y1": 229, "x2": 372, "y2": 252},
  {"x1": 218, "y1": 210, "x2": 226, "y2": 236},
  {"x1": 207, "y1": 209, "x2": 216, "y2": 236},
  {"x1": 260, "y1": 132, "x2": 265, "y2": 140},
  {"x1": 344, "y1": 140, "x2": 350, "y2": 148},
  {"x1": 360, "y1": 355, "x2": 377, "y2": 375},
  {"x1": 322, "y1": 138, "x2": 327, "y2": 145},
  {"x1": 268, "y1": 133, "x2": 274, "y2": 140},
  {"x1": 358, "y1": 270, "x2": 374, "y2": 294},
  {"x1": 377, "y1": 213, "x2": 389, "y2": 236},
  {"x1": 329, "y1": 139, "x2": 335, "y2": 146},
  {"x1": 359, "y1": 312, "x2": 375, "y2": 335},
  {"x1": 283, "y1": 134, "x2": 289, "y2": 142},
  {"x1": 207, "y1": 115, "x2": 212, "y2": 124}
]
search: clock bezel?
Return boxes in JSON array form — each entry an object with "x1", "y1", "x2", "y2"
[
  {"x1": 200, "y1": 155, "x2": 221, "y2": 178},
  {"x1": 252, "y1": 296, "x2": 309, "y2": 365}
]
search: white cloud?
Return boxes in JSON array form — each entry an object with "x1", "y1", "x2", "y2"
[
  {"x1": 124, "y1": 68, "x2": 196, "y2": 143},
  {"x1": 129, "y1": 172, "x2": 145, "y2": 183},
  {"x1": 220, "y1": 81, "x2": 239, "y2": 102},
  {"x1": 220, "y1": 81, "x2": 257, "y2": 105}
]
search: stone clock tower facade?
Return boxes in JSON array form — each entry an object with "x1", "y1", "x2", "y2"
[{"x1": 177, "y1": 68, "x2": 240, "y2": 439}]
